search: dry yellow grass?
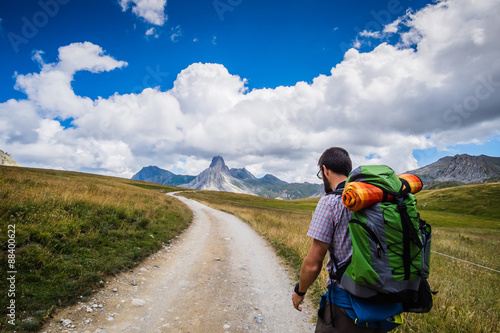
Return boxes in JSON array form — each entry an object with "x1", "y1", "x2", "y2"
[{"x1": 181, "y1": 187, "x2": 500, "y2": 333}]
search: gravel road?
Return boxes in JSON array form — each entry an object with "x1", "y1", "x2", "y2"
[{"x1": 42, "y1": 193, "x2": 315, "y2": 333}]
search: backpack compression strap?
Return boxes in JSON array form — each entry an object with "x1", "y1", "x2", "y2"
[
  {"x1": 395, "y1": 178, "x2": 423, "y2": 280},
  {"x1": 363, "y1": 177, "x2": 423, "y2": 280}
]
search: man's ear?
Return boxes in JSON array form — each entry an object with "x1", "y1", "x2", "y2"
[{"x1": 322, "y1": 165, "x2": 329, "y2": 177}]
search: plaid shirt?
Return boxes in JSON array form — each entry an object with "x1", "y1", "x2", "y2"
[{"x1": 307, "y1": 183, "x2": 352, "y2": 286}]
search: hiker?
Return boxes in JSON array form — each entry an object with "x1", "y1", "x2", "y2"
[{"x1": 291, "y1": 147, "x2": 385, "y2": 332}]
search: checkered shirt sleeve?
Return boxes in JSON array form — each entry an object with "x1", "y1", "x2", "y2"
[{"x1": 307, "y1": 194, "x2": 352, "y2": 279}]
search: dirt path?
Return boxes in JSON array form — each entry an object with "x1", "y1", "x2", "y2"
[{"x1": 42, "y1": 194, "x2": 315, "y2": 333}]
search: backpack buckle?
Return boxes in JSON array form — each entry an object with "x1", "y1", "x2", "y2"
[{"x1": 395, "y1": 195, "x2": 407, "y2": 211}]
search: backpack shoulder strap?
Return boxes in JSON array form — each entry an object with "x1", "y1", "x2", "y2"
[
  {"x1": 324, "y1": 179, "x2": 347, "y2": 329},
  {"x1": 325, "y1": 180, "x2": 348, "y2": 282},
  {"x1": 326, "y1": 180, "x2": 346, "y2": 196},
  {"x1": 327, "y1": 189, "x2": 343, "y2": 196}
]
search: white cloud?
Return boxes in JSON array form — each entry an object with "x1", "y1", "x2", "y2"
[
  {"x1": 170, "y1": 25, "x2": 182, "y2": 42},
  {"x1": 1, "y1": 0, "x2": 499, "y2": 181},
  {"x1": 13, "y1": 42, "x2": 127, "y2": 120},
  {"x1": 171, "y1": 63, "x2": 247, "y2": 114},
  {"x1": 383, "y1": 17, "x2": 403, "y2": 34},
  {"x1": 359, "y1": 30, "x2": 382, "y2": 39},
  {"x1": 56, "y1": 42, "x2": 128, "y2": 74},
  {"x1": 0, "y1": 99, "x2": 40, "y2": 144},
  {"x1": 145, "y1": 27, "x2": 158, "y2": 38},
  {"x1": 119, "y1": 0, "x2": 167, "y2": 26},
  {"x1": 31, "y1": 50, "x2": 45, "y2": 66},
  {"x1": 352, "y1": 38, "x2": 362, "y2": 49}
]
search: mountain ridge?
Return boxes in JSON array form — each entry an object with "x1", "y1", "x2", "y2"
[
  {"x1": 0, "y1": 150, "x2": 20, "y2": 167},
  {"x1": 131, "y1": 166, "x2": 195, "y2": 186},
  {"x1": 406, "y1": 154, "x2": 500, "y2": 189},
  {"x1": 131, "y1": 153, "x2": 500, "y2": 197},
  {"x1": 184, "y1": 156, "x2": 253, "y2": 194},
  {"x1": 132, "y1": 156, "x2": 319, "y2": 199}
]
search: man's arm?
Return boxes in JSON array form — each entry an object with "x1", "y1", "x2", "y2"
[{"x1": 292, "y1": 238, "x2": 329, "y2": 311}]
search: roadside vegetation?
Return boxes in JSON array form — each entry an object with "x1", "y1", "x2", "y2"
[
  {"x1": 0, "y1": 166, "x2": 192, "y2": 332},
  {"x1": 180, "y1": 183, "x2": 500, "y2": 333},
  {"x1": 1, "y1": 164, "x2": 498, "y2": 332}
]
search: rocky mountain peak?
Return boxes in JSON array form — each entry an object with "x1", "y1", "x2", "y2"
[
  {"x1": 132, "y1": 155, "x2": 325, "y2": 199},
  {"x1": 0, "y1": 149, "x2": 20, "y2": 166},
  {"x1": 186, "y1": 155, "x2": 248, "y2": 194},
  {"x1": 209, "y1": 155, "x2": 229, "y2": 172},
  {"x1": 441, "y1": 154, "x2": 499, "y2": 182},
  {"x1": 131, "y1": 166, "x2": 195, "y2": 186},
  {"x1": 229, "y1": 167, "x2": 256, "y2": 180},
  {"x1": 260, "y1": 174, "x2": 285, "y2": 184},
  {"x1": 407, "y1": 153, "x2": 500, "y2": 186}
]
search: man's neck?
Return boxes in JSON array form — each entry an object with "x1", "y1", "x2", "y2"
[{"x1": 330, "y1": 174, "x2": 347, "y2": 190}]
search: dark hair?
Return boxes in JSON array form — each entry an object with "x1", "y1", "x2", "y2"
[{"x1": 318, "y1": 147, "x2": 352, "y2": 177}]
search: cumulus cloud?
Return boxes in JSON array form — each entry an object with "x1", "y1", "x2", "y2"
[
  {"x1": 13, "y1": 42, "x2": 127, "y2": 120},
  {"x1": 1, "y1": 0, "x2": 499, "y2": 182},
  {"x1": 56, "y1": 42, "x2": 128, "y2": 74},
  {"x1": 119, "y1": 0, "x2": 167, "y2": 26}
]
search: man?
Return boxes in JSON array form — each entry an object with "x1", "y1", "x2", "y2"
[{"x1": 292, "y1": 147, "x2": 384, "y2": 333}]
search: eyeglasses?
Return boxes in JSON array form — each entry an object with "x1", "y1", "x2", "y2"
[{"x1": 317, "y1": 168, "x2": 323, "y2": 179}]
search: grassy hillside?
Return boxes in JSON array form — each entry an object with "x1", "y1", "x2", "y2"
[
  {"x1": 180, "y1": 183, "x2": 500, "y2": 333},
  {"x1": 182, "y1": 190, "x2": 319, "y2": 213},
  {"x1": 416, "y1": 183, "x2": 500, "y2": 221},
  {"x1": 0, "y1": 166, "x2": 192, "y2": 332}
]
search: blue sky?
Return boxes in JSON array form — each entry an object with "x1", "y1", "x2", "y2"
[
  {"x1": 0, "y1": 0, "x2": 499, "y2": 182},
  {"x1": 0, "y1": 0, "x2": 431, "y2": 98}
]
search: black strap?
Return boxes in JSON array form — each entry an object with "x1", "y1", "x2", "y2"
[
  {"x1": 398, "y1": 195, "x2": 412, "y2": 280},
  {"x1": 348, "y1": 177, "x2": 423, "y2": 281},
  {"x1": 394, "y1": 192, "x2": 423, "y2": 280},
  {"x1": 399, "y1": 178, "x2": 411, "y2": 195},
  {"x1": 326, "y1": 180, "x2": 346, "y2": 282},
  {"x1": 327, "y1": 189, "x2": 343, "y2": 196},
  {"x1": 326, "y1": 180, "x2": 346, "y2": 196},
  {"x1": 324, "y1": 180, "x2": 346, "y2": 329}
]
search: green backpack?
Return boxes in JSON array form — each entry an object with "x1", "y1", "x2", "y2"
[{"x1": 337, "y1": 165, "x2": 434, "y2": 312}]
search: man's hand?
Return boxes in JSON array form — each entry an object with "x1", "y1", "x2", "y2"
[
  {"x1": 292, "y1": 292, "x2": 305, "y2": 311},
  {"x1": 292, "y1": 239, "x2": 329, "y2": 312}
]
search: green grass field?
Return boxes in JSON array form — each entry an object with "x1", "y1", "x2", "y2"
[
  {"x1": 1, "y1": 165, "x2": 498, "y2": 332},
  {"x1": 0, "y1": 166, "x2": 192, "y2": 331},
  {"x1": 180, "y1": 183, "x2": 500, "y2": 333}
]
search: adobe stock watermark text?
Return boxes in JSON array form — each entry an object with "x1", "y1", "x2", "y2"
[{"x1": 6, "y1": 224, "x2": 17, "y2": 326}]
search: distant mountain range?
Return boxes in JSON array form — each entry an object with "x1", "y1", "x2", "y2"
[
  {"x1": 3, "y1": 147, "x2": 498, "y2": 197},
  {"x1": 0, "y1": 150, "x2": 20, "y2": 166},
  {"x1": 406, "y1": 154, "x2": 500, "y2": 189},
  {"x1": 131, "y1": 166, "x2": 195, "y2": 187},
  {"x1": 132, "y1": 156, "x2": 319, "y2": 199},
  {"x1": 133, "y1": 153, "x2": 500, "y2": 198}
]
